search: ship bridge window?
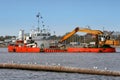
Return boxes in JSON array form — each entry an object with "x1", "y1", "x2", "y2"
[
  {"x1": 48, "y1": 33, "x2": 50, "y2": 36},
  {"x1": 37, "y1": 33, "x2": 41, "y2": 36},
  {"x1": 43, "y1": 34, "x2": 47, "y2": 36},
  {"x1": 43, "y1": 37, "x2": 46, "y2": 39}
]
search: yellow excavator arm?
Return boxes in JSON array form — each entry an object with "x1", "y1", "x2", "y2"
[
  {"x1": 59, "y1": 27, "x2": 79, "y2": 43},
  {"x1": 59, "y1": 27, "x2": 103, "y2": 43},
  {"x1": 59, "y1": 27, "x2": 119, "y2": 46}
]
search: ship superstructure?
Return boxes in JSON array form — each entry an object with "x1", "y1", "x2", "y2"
[
  {"x1": 7, "y1": 13, "x2": 117, "y2": 53},
  {"x1": 29, "y1": 12, "x2": 51, "y2": 48}
]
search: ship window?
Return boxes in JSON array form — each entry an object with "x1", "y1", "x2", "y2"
[
  {"x1": 43, "y1": 34, "x2": 47, "y2": 36},
  {"x1": 37, "y1": 33, "x2": 41, "y2": 36},
  {"x1": 48, "y1": 34, "x2": 50, "y2": 36},
  {"x1": 43, "y1": 37, "x2": 46, "y2": 39}
]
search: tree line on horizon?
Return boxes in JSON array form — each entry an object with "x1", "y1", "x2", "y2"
[{"x1": 0, "y1": 31, "x2": 120, "y2": 43}]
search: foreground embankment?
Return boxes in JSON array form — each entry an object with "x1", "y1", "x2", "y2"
[{"x1": 0, "y1": 63, "x2": 120, "y2": 76}]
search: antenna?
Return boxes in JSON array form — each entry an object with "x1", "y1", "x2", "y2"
[{"x1": 36, "y1": 12, "x2": 40, "y2": 31}]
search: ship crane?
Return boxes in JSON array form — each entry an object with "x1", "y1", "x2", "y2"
[
  {"x1": 59, "y1": 27, "x2": 120, "y2": 48},
  {"x1": 59, "y1": 27, "x2": 104, "y2": 48}
]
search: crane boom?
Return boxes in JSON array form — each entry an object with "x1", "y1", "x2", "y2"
[{"x1": 59, "y1": 27, "x2": 103, "y2": 43}]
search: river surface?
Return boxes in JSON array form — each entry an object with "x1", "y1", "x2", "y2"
[{"x1": 0, "y1": 48, "x2": 120, "y2": 80}]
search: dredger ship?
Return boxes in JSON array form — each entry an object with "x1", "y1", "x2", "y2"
[{"x1": 8, "y1": 27, "x2": 117, "y2": 53}]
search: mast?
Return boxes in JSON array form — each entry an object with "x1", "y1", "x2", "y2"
[
  {"x1": 36, "y1": 12, "x2": 45, "y2": 32},
  {"x1": 36, "y1": 12, "x2": 40, "y2": 31}
]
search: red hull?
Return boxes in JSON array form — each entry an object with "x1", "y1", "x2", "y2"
[
  {"x1": 67, "y1": 47, "x2": 116, "y2": 53},
  {"x1": 8, "y1": 45, "x2": 116, "y2": 53},
  {"x1": 8, "y1": 45, "x2": 40, "y2": 53}
]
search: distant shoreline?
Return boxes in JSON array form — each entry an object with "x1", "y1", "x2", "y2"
[
  {"x1": 0, "y1": 47, "x2": 7, "y2": 48},
  {"x1": 0, "y1": 45, "x2": 7, "y2": 48}
]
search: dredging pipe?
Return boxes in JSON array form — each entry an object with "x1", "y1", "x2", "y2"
[{"x1": 0, "y1": 63, "x2": 120, "y2": 76}]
